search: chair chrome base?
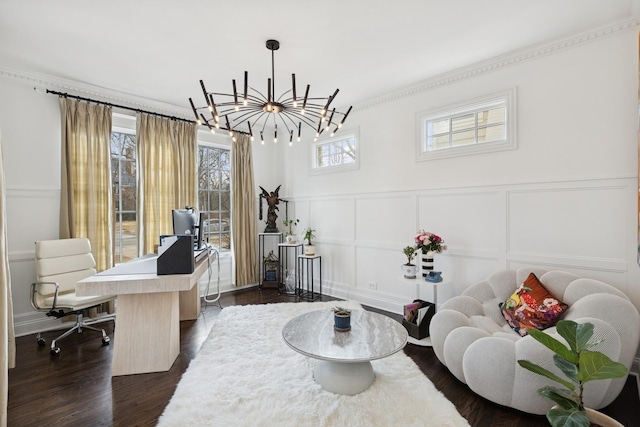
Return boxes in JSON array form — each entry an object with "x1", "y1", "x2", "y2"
[{"x1": 36, "y1": 311, "x2": 115, "y2": 355}]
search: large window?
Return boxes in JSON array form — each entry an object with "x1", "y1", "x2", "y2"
[
  {"x1": 310, "y1": 128, "x2": 359, "y2": 174},
  {"x1": 110, "y1": 115, "x2": 232, "y2": 264},
  {"x1": 417, "y1": 89, "x2": 516, "y2": 161},
  {"x1": 198, "y1": 145, "x2": 231, "y2": 251},
  {"x1": 111, "y1": 130, "x2": 137, "y2": 263}
]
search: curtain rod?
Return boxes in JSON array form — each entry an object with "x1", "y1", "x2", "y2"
[{"x1": 45, "y1": 89, "x2": 194, "y2": 124}]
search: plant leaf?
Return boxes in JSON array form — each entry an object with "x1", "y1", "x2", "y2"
[
  {"x1": 578, "y1": 351, "x2": 628, "y2": 382},
  {"x1": 547, "y1": 406, "x2": 589, "y2": 427},
  {"x1": 528, "y1": 327, "x2": 578, "y2": 364},
  {"x1": 557, "y1": 320, "x2": 593, "y2": 354},
  {"x1": 538, "y1": 386, "x2": 580, "y2": 409},
  {"x1": 518, "y1": 360, "x2": 575, "y2": 391},
  {"x1": 553, "y1": 354, "x2": 578, "y2": 383}
]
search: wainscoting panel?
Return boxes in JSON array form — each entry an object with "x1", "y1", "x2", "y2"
[
  {"x1": 314, "y1": 242, "x2": 355, "y2": 295},
  {"x1": 355, "y1": 195, "x2": 415, "y2": 246},
  {"x1": 416, "y1": 191, "x2": 504, "y2": 256},
  {"x1": 307, "y1": 198, "x2": 354, "y2": 243},
  {"x1": 285, "y1": 178, "x2": 638, "y2": 318},
  {"x1": 507, "y1": 185, "x2": 627, "y2": 264}
]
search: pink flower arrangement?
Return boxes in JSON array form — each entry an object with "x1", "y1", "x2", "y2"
[{"x1": 415, "y1": 230, "x2": 447, "y2": 254}]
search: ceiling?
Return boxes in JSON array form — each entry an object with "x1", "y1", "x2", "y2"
[{"x1": 0, "y1": 0, "x2": 637, "y2": 115}]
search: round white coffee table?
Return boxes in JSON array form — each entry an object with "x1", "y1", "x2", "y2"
[{"x1": 282, "y1": 309, "x2": 407, "y2": 395}]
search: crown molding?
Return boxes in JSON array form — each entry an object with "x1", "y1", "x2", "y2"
[
  {"x1": 0, "y1": 65, "x2": 193, "y2": 119},
  {"x1": 354, "y1": 17, "x2": 640, "y2": 111},
  {"x1": 2, "y1": 16, "x2": 639, "y2": 117}
]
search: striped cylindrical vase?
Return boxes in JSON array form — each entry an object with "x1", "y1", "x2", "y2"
[{"x1": 421, "y1": 251, "x2": 435, "y2": 277}]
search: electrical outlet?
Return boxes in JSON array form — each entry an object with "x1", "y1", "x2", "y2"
[{"x1": 368, "y1": 281, "x2": 377, "y2": 290}]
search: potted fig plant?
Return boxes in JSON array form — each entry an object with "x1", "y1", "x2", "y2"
[
  {"x1": 333, "y1": 306, "x2": 352, "y2": 331},
  {"x1": 401, "y1": 245, "x2": 418, "y2": 279},
  {"x1": 303, "y1": 227, "x2": 316, "y2": 255},
  {"x1": 283, "y1": 218, "x2": 299, "y2": 243},
  {"x1": 517, "y1": 320, "x2": 627, "y2": 427}
]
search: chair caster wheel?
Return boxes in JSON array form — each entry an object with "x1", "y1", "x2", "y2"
[
  {"x1": 50, "y1": 347, "x2": 60, "y2": 356},
  {"x1": 102, "y1": 336, "x2": 110, "y2": 346},
  {"x1": 37, "y1": 338, "x2": 46, "y2": 347}
]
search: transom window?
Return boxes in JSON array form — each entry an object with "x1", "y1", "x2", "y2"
[
  {"x1": 417, "y1": 89, "x2": 516, "y2": 161},
  {"x1": 310, "y1": 128, "x2": 359, "y2": 174}
]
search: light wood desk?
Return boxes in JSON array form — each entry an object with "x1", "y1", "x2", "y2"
[{"x1": 77, "y1": 252, "x2": 211, "y2": 376}]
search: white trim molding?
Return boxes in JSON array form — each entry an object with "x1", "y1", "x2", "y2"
[{"x1": 354, "y1": 17, "x2": 640, "y2": 111}]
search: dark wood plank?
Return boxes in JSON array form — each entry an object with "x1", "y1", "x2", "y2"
[{"x1": 8, "y1": 289, "x2": 638, "y2": 426}]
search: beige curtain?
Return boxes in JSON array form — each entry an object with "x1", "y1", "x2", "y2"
[
  {"x1": 59, "y1": 98, "x2": 113, "y2": 271},
  {"x1": 136, "y1": 114, "x2": 196, "y2": 255},
  {"x1": 232, "y1": 134, "x2": 257, "y2": 286},
  {"x1": 0, "y1": 129, "x2": 15, "y2": 427}
]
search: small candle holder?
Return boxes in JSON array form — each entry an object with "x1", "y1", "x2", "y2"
[{"x1": 333, "y1": 307, "x2": 351, "y2": 331}]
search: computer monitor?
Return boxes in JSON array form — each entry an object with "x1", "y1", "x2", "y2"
[{"x1": 172, "y1": 207, "x2": 205, "y2": 250}]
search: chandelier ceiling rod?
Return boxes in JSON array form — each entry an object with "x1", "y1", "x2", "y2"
[{"x1": 188, "y1": 39, "x2": 352, "y2": 145}]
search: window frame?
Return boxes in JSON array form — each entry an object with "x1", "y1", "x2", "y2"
[
  {"x1": 416, "y1": 88, "x2": 517, "y2": 161},
  {"x1": 111, "y1": 113, "x2": 138, "y2": 264},
  {"x1": 309, "y1": 127, "x2": 359, "y2": 175},
  {"x1": 197, "y1": 140, "x2": 232, "y2": 252}
]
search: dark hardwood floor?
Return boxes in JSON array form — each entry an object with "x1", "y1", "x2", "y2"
[{"x1": 8, "y1": 288, "x2": 639, "y2": 426}]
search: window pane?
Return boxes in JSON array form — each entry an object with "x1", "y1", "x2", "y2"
[
  {"x1": 428, "y1": 119, "x2": 449, "y2": 136},
  {"x1": 220, "y1": 151, "x2": 230, "y2": 168},
  {"x1": 477, "y1": 107, "x2": 505, "y2": 127},
  {"x1": 220, "y1": 192, "x2": 230, "y2": 212},
  {"x1": 451, "y1": 130, "x2": 475, "y2": 146},
  {"x1": 212, "y1": 171, "x2": 224, "y2": 190},
  {"x1": 121, "y1": 186, "x2": 136, "y2": 211},
  {"x1": 429, "y1": 134, "x2": 450, "y2": 150},
  {"x1": 451, "y1": 114, "x2": 475, "y2": 132},
  {"x1": 477, "y1": 124, "x2": 505, "y2": 143},
  {"x1": 221, "y1": 171, "x2": 230, "y2": 190},
  {"x1": 118, "y1": 212, "x2": 137, "y2": 263}
]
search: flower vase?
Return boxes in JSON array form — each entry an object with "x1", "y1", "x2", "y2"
[
  {"x1": 401, "y1": 264, "x2": 418, "y2": 279},
  {"x1": 284, "y1": 269, "x2": 296, "y2": 295},
  {"x1": 421, "y1": 251, "x2": 435, "y2": 277}
]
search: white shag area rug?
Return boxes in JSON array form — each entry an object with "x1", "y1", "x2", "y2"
[{"x1": 157, "y1": 301, "x2": 469, "y2": 427}]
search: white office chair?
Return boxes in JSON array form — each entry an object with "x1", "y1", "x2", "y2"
[{"x1": 30, "y1": 238, "x2": 116, "y2": 355}]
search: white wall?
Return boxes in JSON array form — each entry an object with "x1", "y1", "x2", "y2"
[
  {"x1": 276, "y1": 25, "x2": 640, "y2": 320},
  {"x1": 0, "y1": 74, "x2": 276, "y2": 335}
]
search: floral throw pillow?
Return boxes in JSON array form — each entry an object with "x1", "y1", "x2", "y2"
[{"x1": 499, "y1": 272, "x2": 568, "y2": 336}]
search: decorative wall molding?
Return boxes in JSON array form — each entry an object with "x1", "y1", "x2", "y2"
[
  {"x1": 354, "y1": 17, "x2": 640, "y2": 111},
  {"x1": 6, "y1": 187, "x2": 59, "y2": 199},
  {"x1": 0, "y1": 65, "x2": 193, "y2": 119}
]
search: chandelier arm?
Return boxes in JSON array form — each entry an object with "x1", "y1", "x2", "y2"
[
  {"x1": 280, "y1": 112, "x2": 318, "y2": 132},
  {"x1": 276, "y1": 113, "x2": 294, "y2": 136},
  {"x1": 249, "y1": 86, "x2": 269, "y2": 103},
  {"x1": 275, "y1": 88, "x2": 292, "y2": 103},
  {"x1": 279, "y1": 111, "x2": 309, "y2": 132},
  {"x1": 211, "y1": 92, "x2": 266, "y2": 103},
  {"x1": 231, "y1": 109, "x2": 269, "y2": 126}
]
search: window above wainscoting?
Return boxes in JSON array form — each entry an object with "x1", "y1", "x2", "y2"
[{"x1": 416, "y1": 88, "x2": 517, "y2": 161}]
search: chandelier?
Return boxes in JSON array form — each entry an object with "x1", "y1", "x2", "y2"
[{"x1": 189, "y1": 39, "x2": 352, "y2": 145}]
